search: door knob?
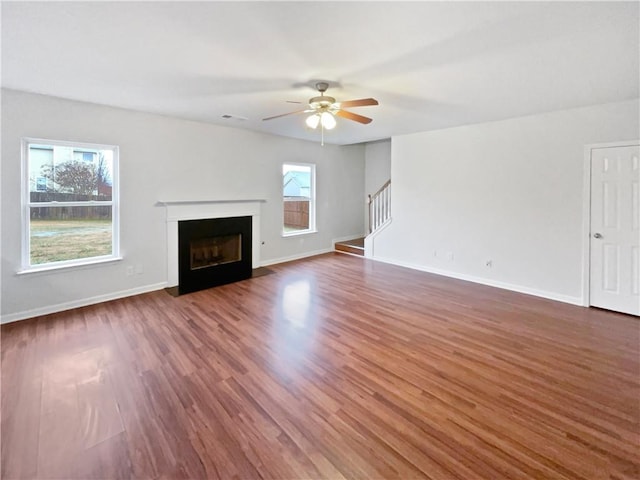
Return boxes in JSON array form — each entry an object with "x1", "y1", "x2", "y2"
[{"x1": 593, "y1": 233, "x2": 603, "y2": 239}]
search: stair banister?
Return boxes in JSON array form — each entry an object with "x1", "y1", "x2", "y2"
[{"x1": 368, "y1": 180, "x2": 391, "y2": 234}]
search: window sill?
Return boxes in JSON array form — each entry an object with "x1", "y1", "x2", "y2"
[
  {"x1": 282, "y1": 229, "x2": 318, "y2": 238},
  {"x1": 17, "y1": 256, "x2": 123, "y2": 276}
]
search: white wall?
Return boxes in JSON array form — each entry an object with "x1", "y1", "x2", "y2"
[
  {"x1": 365, "y1": 139, "x2": 391, "y2": 196},
  {"x1": 1, "y1": 89, "x2": 366, "y2": 321},
  {"x1": 372, "y1": 99, "x2": 639, "y2": 304}
]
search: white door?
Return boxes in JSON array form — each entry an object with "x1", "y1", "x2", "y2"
[{"x1": 589, "y1": 145, "x2": 639, "y2": 316}]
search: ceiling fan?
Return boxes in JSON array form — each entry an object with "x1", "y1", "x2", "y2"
[{"x1": 262, "y1": 82, "x2": 378, "y2": 144}]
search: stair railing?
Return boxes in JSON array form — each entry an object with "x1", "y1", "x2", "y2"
[{"x1": 368, "y1": 180, "x2": 391, "y2": 234}]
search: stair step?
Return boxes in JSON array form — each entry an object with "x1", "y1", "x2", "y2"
[{"x1": 335, "y1": 238, "x2": 365, "y2": 257}]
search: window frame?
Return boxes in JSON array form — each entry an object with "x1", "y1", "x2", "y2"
[
  {"x1": 282, "y1": 162, "x2": 316, "y2": 237},
  {"x1": 20, "y1": 137, "x2": 121, "y2": 273}
]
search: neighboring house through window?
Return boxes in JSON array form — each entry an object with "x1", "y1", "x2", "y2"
[
  {"x1": 283, "y1": 163, "x2": 315, "y2": 235},
  {"x1": 22, "y1": 138, "x2": 119, "y2": 271},
  {"x1": 73, "y1": 150, "x2": 97, "y2": 163}
]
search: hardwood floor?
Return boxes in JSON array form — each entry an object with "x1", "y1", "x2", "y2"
[{"x1": 2, "y1": 253, "x2": 639, "y2": 479}]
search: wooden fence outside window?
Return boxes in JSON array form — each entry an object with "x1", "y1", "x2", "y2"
[{"x1": 284, "y1": 199, "x2": 309, "y2": 229}]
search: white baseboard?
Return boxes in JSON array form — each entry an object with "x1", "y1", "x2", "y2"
[
  {"x1": 0, "y1": 282, "x2": 168, "y2": 324},
  {"x1": 2, "y1": 245, "x2": 345, "y2": 323},
  {"x1": 0, "y1": 254, "x2": 585, "y2": 324},
  {"x1": 260, "y1": 248, "x2": 333, "y2": 267},
  {"x1": 372, "y1": 256, "x2": 584, "y2": 306}
]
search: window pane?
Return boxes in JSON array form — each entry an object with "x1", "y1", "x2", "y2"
[
  {"x1": 283, "y1": 164, "x2": 312, "y2": 233},
  {"x1": 284, "y1": 199, "x2": 310, "y2": 231},
  {"x1": 29, "y1": 206, "x2": 112, "y2": 265},
  {"x1": 29, "y1": 145, "x2": 114, "y2": 202},
  {"x1": 29, "y1": 147, "x2": 54, "y2": 194}
]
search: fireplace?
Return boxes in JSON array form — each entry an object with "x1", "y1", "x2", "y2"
[{"x1": 178, "y1": 216, "x2": 252, "y2": 294}]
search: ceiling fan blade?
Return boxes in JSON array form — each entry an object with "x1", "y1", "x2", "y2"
[
  {"x1": 338, "y1": 98, "x2": 379, "y2": 108},
  {"x1": 335, "y1": 109, "x2": 373, "y2": 124},
  {"x1": 286, "y1": 100, "x2": 303, "y2": 104},
  {"x1": 262, "y1": 109, "x2": 310, "y2": 121}
]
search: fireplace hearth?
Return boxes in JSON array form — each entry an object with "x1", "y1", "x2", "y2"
[{"x1": 178, "y1": 216, "x2": 252, "y2": 294}]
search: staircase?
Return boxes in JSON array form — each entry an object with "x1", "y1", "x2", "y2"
[
  {"x1": 335, "y1": 180, "x2": 391, "y2": 257},
  {"x1": 334, "y1": 237, "x2": 365, "y2": 256},
  {"x1": 368, "y1": 180, "x2": 391, "y2": 234}
]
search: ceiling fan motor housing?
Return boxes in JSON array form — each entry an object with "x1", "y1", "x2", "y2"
[
  {"x1": 309, "y1": 96, "x2": 336, "y2": 110},
  {"x1": 309, "y1": 82, "x2": 336, "y2": 110}
]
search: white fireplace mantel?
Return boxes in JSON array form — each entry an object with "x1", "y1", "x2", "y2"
[{"x1": 160, "y1": 199, "x2": 265, "y2": 287}]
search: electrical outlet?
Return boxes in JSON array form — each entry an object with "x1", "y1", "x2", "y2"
[
  {"x1": 485, "y1": 259, "x2": 493, "y2": 268},
  {"x1": 126, "y1": 266, "x2": 134, "y2": 276},
  {"x1": 447, "y1": 252, "x2": 454, "y2": 261}
]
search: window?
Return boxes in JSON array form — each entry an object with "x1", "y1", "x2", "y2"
[
  {"x1": 283, "y1": 163, "x2": 315, "y2": 235},
  {"x1": 73, "y1": 150, "x2": 97, "y2": 163},
  {"x1": 22, "y1": 138, "x2": 119, "y2": 271}
]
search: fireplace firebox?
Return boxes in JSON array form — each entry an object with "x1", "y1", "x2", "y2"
[{"x1": 178, "y1": 216, "x2": 252, "y2": 294}]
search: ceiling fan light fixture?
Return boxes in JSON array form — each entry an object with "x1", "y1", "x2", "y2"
[
  {"x1": 262, "y1": 83, "x2": 378, "y2": 141},
  {"x1": 321, "y1": 111, "x2": 336, "y2": 130},
  {"x1": 306, "y1": 113, "x2": 320, "y2": 129}
]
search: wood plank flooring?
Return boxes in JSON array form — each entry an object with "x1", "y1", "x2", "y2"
[{"x1": 2, "y1": 253, "x2": 639, "y2": 479}]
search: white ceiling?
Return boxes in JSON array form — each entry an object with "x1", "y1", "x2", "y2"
[{"x1": 2, "y1": 1, "x2": 638, "y2": 145}]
